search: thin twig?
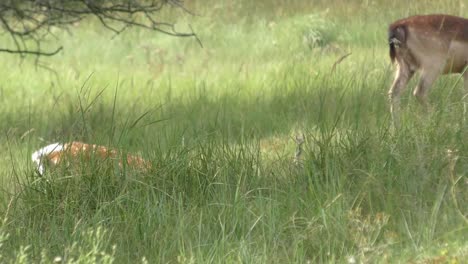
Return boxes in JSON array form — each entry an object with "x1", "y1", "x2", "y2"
[
  {"x1": 0, "y1": 46, "x2": 63, "y2": 56},
  {"x1": 331, "y1": 52, "x2": 352, "y2": 74}
]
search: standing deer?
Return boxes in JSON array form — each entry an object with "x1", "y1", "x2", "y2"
[{"x1": 388, "y1": 14, "x2": 468, "y2": 126}]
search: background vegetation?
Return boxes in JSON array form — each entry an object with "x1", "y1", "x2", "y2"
[{"x1": 0, "y1": 0, "x2": 466, "y2": 263}]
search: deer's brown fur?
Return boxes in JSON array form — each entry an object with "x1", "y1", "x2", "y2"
[
  {"x1": 32, "y1": 141, "x2": 151, "y2": 175},
  {"x1": 388, "y1": 14, "x2": 468, "y2": 125}
]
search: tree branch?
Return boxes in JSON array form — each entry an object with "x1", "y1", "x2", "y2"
[
  {"x1": 0, "y1": 46, "x2": 63, "y2": 56},
  {"x1": 0, "y1": 0, "x2": 198, "y2": 57}
]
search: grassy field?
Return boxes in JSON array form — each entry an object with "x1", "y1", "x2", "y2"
[{"x1": 0, "y1": 0, "x2": 467, "y2": 263}]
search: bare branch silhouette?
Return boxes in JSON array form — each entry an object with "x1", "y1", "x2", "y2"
[{"x1": 0, "y1": 0, "x2": 197, "y2": 56}]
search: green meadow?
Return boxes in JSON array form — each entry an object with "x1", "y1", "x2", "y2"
[{"x1": 0, "y1": 0, "x2": 466, "y2": 263}]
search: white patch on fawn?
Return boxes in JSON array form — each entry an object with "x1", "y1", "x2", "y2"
[{"x1": 31, "y1": 142, "x2": 64, "y2": 175}]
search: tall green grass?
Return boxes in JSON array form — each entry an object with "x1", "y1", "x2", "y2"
[{"x1": 0, "y1": 0, "x2": 466, "y2": 263}]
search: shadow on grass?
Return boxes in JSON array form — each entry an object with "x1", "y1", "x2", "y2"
[{"x1": 0, "y1": 71, "x2": 391, "y2": 153}]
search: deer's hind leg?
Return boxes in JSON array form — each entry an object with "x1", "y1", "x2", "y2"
[
  {"x1": 413, "y1": 66, "x2": 441, "y2": 110},
  {"x1": 389, "y1": 62, "x2": 414, "y2": 127},
  {"x1": 463, "y1": 69, "x2": 468, "y2": 121}
]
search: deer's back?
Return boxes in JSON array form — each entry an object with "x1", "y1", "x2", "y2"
[
  {"x1": 390, "y1": 14, "x2": 468, "y2": 42},
  {"x1": 390, "y1": 15, "x2": 468, "y2": 74}
]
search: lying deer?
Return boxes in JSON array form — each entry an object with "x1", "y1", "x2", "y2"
[
  {"x1": 388, "y1": 14, "x2": 468, "y2": 125},
  {"x1": 31, "y1": 141, "x2": 151, "y2": 175}
]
